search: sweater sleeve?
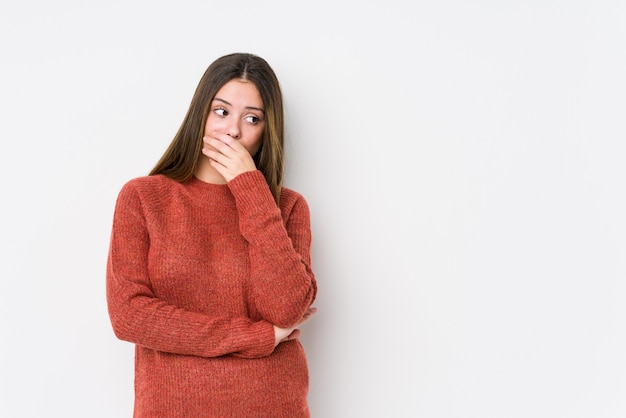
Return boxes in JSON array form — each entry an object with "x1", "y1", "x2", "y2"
[
  {"x1": 106, "y1": 180, "x2": 275, "y2": 358},
  {"x1": 228, "y1": 171, "x2": 318, "y2": 328}
]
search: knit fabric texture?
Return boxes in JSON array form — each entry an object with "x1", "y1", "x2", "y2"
[{"x1": 106, "y1": 170, "x2": 317, "y2": 417}]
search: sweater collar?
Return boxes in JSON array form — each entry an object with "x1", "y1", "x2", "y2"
[{"x1": 184, "y1": 176, "x2": 234, "y2": 205}]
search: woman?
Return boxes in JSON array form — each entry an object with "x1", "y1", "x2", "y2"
[{"x1": 106, "y1": 52, "x2": 317, "y2": 417}]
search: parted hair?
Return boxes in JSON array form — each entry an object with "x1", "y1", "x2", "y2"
[{"x1": 150, "y1": 52, "x2": 285, "y2": 204}]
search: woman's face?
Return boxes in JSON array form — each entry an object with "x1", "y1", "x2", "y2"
[{"x1": 204, "y1": 78, "x2": 265, "y2": 156}]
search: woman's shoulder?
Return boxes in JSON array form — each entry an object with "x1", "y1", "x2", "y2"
[
  {"x1": 121, "y1": 174, "x2": 175, "y2": 190},
  {"x1": 114, "y1": 175, "x2": 186, "y2": 213},
  {"x1": 117, "y1": 174, "x2": 178, "y2": 203},
  {"x1": 280, "y1": 185, "x2": 305, "y2": 202},
  {"x1": 279, "y1": 186, "x2": 310, "y2": 215}
]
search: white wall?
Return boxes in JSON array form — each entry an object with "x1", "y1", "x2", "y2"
[{"x1": 1, "y1": 1, "x2": 625, "y2": 417}]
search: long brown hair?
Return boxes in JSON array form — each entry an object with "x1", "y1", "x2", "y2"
[{"x1": 150, "y1": 53, "x2": 285, "y2": 203}]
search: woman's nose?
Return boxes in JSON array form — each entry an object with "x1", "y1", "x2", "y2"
[{"x1": 226, "y1": 121, "x2": 241, "y2": 139}]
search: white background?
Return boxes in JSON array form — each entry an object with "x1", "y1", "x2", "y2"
[{"x1": 1, "y1": 1, "x2": 625, "y2": 417}]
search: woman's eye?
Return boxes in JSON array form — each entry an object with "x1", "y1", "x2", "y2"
[
  {"x1": 214, "y1": 108, "x2": 227, "y2": 116},
  {"x1": 245, "y1": 115, "x2": 260, "y2": 124}
]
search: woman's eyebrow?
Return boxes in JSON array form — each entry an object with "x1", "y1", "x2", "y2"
[{"x1": 213, "y1": 97, "x2": 265, "y2": 113}]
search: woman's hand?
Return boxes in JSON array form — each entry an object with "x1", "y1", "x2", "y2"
[
  {"x1": 202, "y1": 133, "x2": 257, "y2": 182},
  {"x1": 273, "y1": 307, "x2": 317, "y2": 347}
]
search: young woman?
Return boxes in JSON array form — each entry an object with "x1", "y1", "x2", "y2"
[{"x1": 106, "y1": 53, "x2": 317, "y2": 417}]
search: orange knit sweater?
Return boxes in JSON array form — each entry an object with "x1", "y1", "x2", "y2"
[{"x1": 106, "y1": 170, "x2": 317, "y2": 417}]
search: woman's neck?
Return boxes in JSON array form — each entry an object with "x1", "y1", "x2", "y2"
[{"x1": 194, "y1": 156, "x2": 227, "y2": 184}]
